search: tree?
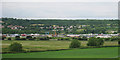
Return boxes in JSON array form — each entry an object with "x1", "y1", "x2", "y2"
[
  {"x1": 87, "y1": 37, "x2": 97, "y2": 46},
  {"x1": 9, "y1": 42, "x2": 23, "y2": 52},
  {"x1": 87, "y1": 37, "x2": 104, "y2": 46},
  {"x1": 97, "y1": 38, "x2": 104, "y2": 45},
  {"x1": 69, "y1": 40, "x2": 81, "y2": 48}
]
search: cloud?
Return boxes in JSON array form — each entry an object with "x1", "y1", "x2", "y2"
[
  {"x1": 2, "y1": 0, "x2": 119, "y2": 2},
  {"x1": 2, "y1": 2, "x2": 118, "y2": 19}
]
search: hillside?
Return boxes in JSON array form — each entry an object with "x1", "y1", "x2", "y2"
[{"x1": 1, "y1": 18, "x2": 118, "y2": 34}]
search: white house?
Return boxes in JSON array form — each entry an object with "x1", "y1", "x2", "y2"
[
  {"x1": 67, "y1": 34, "x2": 80, "y2": 37},
  {"x1": 96, "y1": 35, "x2": 111, "y2": 38}
]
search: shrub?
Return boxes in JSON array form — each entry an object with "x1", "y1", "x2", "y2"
[
  {"x1": 111, "y1": 37, "x2": 119, "y2": 41},
  {"x1": 2, "y1": 37, "x2": 6, "y2": 40},
  {"x1": 49, "y1": 37, "x2": 52, "y2": 39},
  {"x1": 60, "y1": 38, "x2": 64, "y2": 40},
  {"x1": 40, "y1": 37, "x2": 49, "y2": 40},
  {"x1": 58, "y1": 38, "x2": 70, "y2": 41},
  {"x1": 33, "y1": 37, "x2": 36, "y2": 39},
  {"x1": 69, "y1": 40, "x2": 81, "y2": 48},
  {"x1": 118, "y1": 40, "x2": 120, "y2": 45},
  {"x1": 104, "y1": 38, "x2": 111, "y2": 41},
  {"x1": 58, "y1": 38, "x2": 61, "y2": 41},
  {"x1": 2, "y1": 37, "x2": 4, "y2": 40},
  {"x1": 20, "y1": 38, "x2": 26, "y2": 40},
  {"x1": 45, "y1": 37, "x2": 49, "y2": 40},
  {"x1": 97, "y1": 38, "x2": 104, "y2": 45},
  {"x1": 26, "y1": 36, "x2": 32, "y2": 40},
  {"x1": 87, "y1": 37, "x2": 104, "y2": 46},
  {"x1": 78, "y1": 37, "x2": 87, "y2": 41},
  {"x1": 8, "y1": 38, "x2": 11, "y2": 40},
  {"x1": 9, "y1": 42, "x2": 23, "y2": 52},
  {"x1": 87, "y1": 38, "x2": 97, "y2": 46},
  {"x1": 2, "y1": 35, "x2": 6, "y2": 40},
  {"x1": 29, "y1": 38, "x2": 34, "y2": 40},
  {"x1": 72, "y1": 37, "x2": 77, "y2": 39},
  {"x1": 26, "y1": 36, "x2": 34, "y2": 40},
  {"x1": 26, "y1": 36, "x2": 32, "y2": 39},
  {"x1": 65, "y1": 38, "x2": 70, "y2": 40},
  {"x1": 15, "y1": 36, "x2": 20, "y2": 40}
]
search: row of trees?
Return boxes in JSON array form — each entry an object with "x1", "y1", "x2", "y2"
[
  {"x1": 2, "y1": 36, "x2": 119, "y2": 41},
  {"x1": 2, "y1": 36, "x2": 51, "y2": 41}
]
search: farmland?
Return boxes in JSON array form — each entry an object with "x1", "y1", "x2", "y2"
[
  {"x1": 2, "y1": 47, "x2": 118, "y2": 58},
  {"x1": 2, "y1": 38, "x2": 119, "y2": 58},
  {"x1": 2, "y1": 40, "x2": 118, "y2": 53}
]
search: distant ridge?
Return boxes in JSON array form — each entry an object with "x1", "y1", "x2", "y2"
[{"x1": 1, "y1": 17, "x2": 118, "y2": 20}]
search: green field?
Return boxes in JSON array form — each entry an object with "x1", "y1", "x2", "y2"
[
  {"x1": 2, "y1": 40, "x2": 119, "y2": 58},
  {"x1": 2, "y1": 40, "x2": 118, "y2": 53},
  {"x1": 2, "y1": 47, "x2": 118, "y2": 58}
]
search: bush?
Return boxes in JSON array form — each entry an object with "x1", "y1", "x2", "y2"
[
  {"x1": 26, "y1": 36, "x2": 32, "y2": 39},
  {"x1": 2, "y1": 37, "x2": 4, "y2": 40},
  {"x1": 40, "y1": 37, "x2": 49, "y2": 40},
  {"x1": 29, "y1": 38, "x2": 34, "y2": 40},
  {"x1": 87, "y1": 38, "x2": 97, "y2": 46},
  {"x1": 33, "y1": 37, "x2": 36, "y2": 39},
  {"x1": 111, "y1": 37, "x2": 119, "y2": 41},
  {"x1": 69, "y1": 40, "x2": 81, "y2": 48},
  {"x1": 72, "y1": 37, "x2": 78, "y2": 39},
  {"x1": 9, "y1": 42, "x2": 23, "y2": 52},
  {"x1": 60, "y1": 38, "x2": 64, "y2": 40},
  {"x1": 8, "y1": 38, "x2": 11, "y2": 40},
  {"x1": 2, "y1": 35, "x2": 6, "y2": 40},
  {"x1": 20, "y1": 38, "x2": 26, "y2": 40},
  {"x1": 87, "y1": 37, "x2": 104, "y2": 46},
  {"x1": 118, "y1": 40, "x2": 120, "y2": 45},
  {"x1": 45, "y1": 37, "x2": 49, "y2": 40},
  {"x1": 104, "y1": 38, "x2": 111, "y2": 41},
  {"x1": 15, "y1": 36, "x2": 21, "y2": 40},
  {"x1": 65, "y1": 38, "x2": 70, "y2": 40},
  {"x1": 49, "y1": 37, "x2": 52, "y2": 39},
  {"x1": 58, "y1": 38, "x2": 70, "y2": 41},
  {"x1": 26, "y1": 36, "x2": 35, "y2": 40},
  {"x1": 78, "y1": 37, "x2": 87, "y2": 41},
  {"x1": 97, "y1": 38, "x2": 104, "y2": 45}
]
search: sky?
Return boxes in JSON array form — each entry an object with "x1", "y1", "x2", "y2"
[
  {"x1": 1, "y1": 0, "x2": 119, "y2": 2},
  {"x1": 1, "y1": 0, "x2": 120, "y2": 19}
]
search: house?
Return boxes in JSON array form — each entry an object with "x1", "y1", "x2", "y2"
[
  {"x1": 47, "y1": 35, "x2": 52, "y2": 37},
  {"x1": 21, "y1": 34, "x2": 26, "y2": 36},
  {"x1": 96, "y1": 35, "x2": 111, "y2": 38}
]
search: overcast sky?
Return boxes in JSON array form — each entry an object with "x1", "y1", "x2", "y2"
[
  {"x1": 1, "y1": 0, "x2": 119, "y2": 19},
  {"x1": 1, "y1": 0, "x2": 119, "y2": 2}
]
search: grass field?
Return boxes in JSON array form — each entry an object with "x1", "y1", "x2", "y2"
[
  {"x1": 2, "y1": 40, "x2": 118, "y2": 53},
  {"x1": 2, "y1": 47, "x2": 118, "y2": 58},
  {"x1": 2, "y1": 40, "x2": 119, "y2": 58}
]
